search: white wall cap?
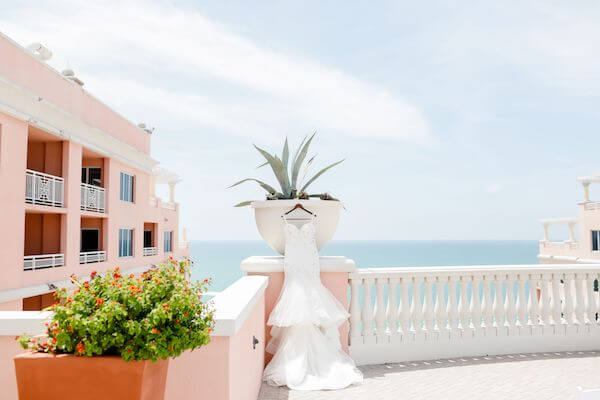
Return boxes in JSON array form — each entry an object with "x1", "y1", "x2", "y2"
[
  {"x1": 0, "y1": 311, "x2": 50, "y2": 336},
  {"x1": 153, "y1": 166, "x2": 181, "y2": 184},
  {"x1": 241, "y1": 256, "x2": 357, "y2": 273},
  {"x1": 211, "y1": 275, "x2": 268, "y2": 337},
  {"x1": 578, "y1": 176, "x2": 600, "y2": 184}
]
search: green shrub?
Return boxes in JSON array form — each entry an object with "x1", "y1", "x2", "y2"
[{"x1": 18, "y1": 258, "x2": 214, "y2": 361}]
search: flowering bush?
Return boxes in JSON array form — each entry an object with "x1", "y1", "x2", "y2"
[{"x1": 18, "y1": 258, "x2": 214, "y2": 361}]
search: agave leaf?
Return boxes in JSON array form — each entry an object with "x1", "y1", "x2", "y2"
[
  {"x1": 234, "y1": 201, "x2": 253, "y2": 207},
  {"x1": 298, "y1": 154, "x2": 317, "y2": 189},
  {"x1": 291, "y1": 135, "x2": 307, "y2": 166},
  {"x1": 282, "y1": 138, "x2": 289, "y2": 171},
  {"x1": 291, "y1": 132, "x2": 316, "y2": 190},
  {"x1": 255, "y1": 161, "x2": 269, "y2": 169},
  {"x1": 253, "y1": 145, "x2": 292, "y2": 197},
  {"x1": 300, "y1": 159, "x2": 345, "y2": 192},
  {"x1": 227, "y1": 178, "x2": 277, "y2": 195}
]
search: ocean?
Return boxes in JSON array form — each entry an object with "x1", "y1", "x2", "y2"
[{"x1": 189, "y1": 240, "x2": 539, "y2": 292}]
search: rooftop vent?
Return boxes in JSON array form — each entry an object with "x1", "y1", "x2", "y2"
[
  {"x1": 26, "y1": 43, "x2": 52, "y2": 61},
  {"x1": 137, "y1": 123, "x2": 155, "y2": 135},
  {"x1": 61, "y1": 68, "x2": 84, "y2": 87}
]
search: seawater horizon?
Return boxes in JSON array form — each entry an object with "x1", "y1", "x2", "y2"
[{"x1": 190, "y1": 239, "x2": 539, "y2": 291}]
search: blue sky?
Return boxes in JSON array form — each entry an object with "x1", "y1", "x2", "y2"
[{"x1": 2, "y1": 1, "x2": 600, "y2": 240}]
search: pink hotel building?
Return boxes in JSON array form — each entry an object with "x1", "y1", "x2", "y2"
[{"x1": 0, "y1": 33, "x2": 188, "y2": 311}]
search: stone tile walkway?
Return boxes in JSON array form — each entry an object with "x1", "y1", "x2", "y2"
[{"x1": 257, "y1": 351, "x2": 600, "y2": 400}]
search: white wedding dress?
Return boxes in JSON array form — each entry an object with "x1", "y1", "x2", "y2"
[{"x1": 262, "y1": 217, "x2": 363, "y2": 390}]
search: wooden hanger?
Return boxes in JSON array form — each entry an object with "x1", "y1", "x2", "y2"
[{"x1": 282, "y1": 203, "x2": 316, "y2": 220}]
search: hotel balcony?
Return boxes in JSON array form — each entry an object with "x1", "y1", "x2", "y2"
[
  {"x1": 25, "y1": 126, "x2": 64, "y2": 209},
  {"x1": 143, "y1": 222, "x2": 157, "y2": 256},
  {"x1": 80, "y1": 217, "x2": 107, "y2": 264},
  {"x1": 23, "y1": 212, "x2": 64, "y2": 271},
  {"x1": 81, "y1": 148, "x2": 108, "y2": 213}
]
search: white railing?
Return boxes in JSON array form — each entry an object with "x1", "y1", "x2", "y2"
[
  {"x1": 25, "y1": 169, "x2": 64, "y2": 207},
  {"x1": 161, "y1": 201, "x2": 176, "y2": 210},
  {"x1": 79, "y1": 251, "x2": 107, "y2": 264},
  {"x1": 80, "y1": 183, "x2": 106, "y2": 213},
  {"x1": 541, "y1": 241, "x2": 580, "y2": 250},
  {"x1": 23, "y1": 254, "x2": 64, "y2": 271},
  {"x1": 349, "y1": 265, "x2": 600, "y2": 366},
  {"x1": 584, "y1": 201, "x2": 600, "y2": 211},
  {"x1": 143, "y1": 247, "x2": 157, "y2": 256}
]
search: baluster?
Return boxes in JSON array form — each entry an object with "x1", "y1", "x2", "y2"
[
  {"x1": 517, "y1": 273, "x2": 528, "y2": 328},
  {"x1": 386, "y1": 277, "x2": 399, "y2": 337},
  {"x1": 540, "y1": 273, "x2": 552, "y2": 326},
  {"x1": 505, "y1": 274, "x2": 517, "y2": 332},
  {"x1": 586, "y1": 272, "x2": 599, "y2": 326},
  {"x1": 423, "y1": 276, "x2": 434, "y2": 336},
  {"x1": 551, "y1": 273, "x2": 563, "y2": 328},
  {"x1": 375, "y1": 277, "x2": 387, "y2": 342},
  {"x1": 471, "y1": 274, "x2": 483, "y2": 334},
  {"x1": 528, "y1": 273, "x2": 541, "y2": 328},
  {"x1": 349, "y1": 277, "x2": 362, "y2": 343},
  {"x1": 481, "y1": 275, "x2": 493, "y2": 331},
  {"x1": 493, "y1": 274, "x2": 506, "y2": 333},
  {"x1": 399, "y1": 277, "x2": 410, "y2": 338},
  {"x1": 458, "y1": 275, "x2": 470, "y2": 333},
  {"x1": 574, "y1": 273, "x2": 586, "y2": 327},
  {"x1": 435, "y1": 276, "x2": 448, "y2": 336},
  {"x1": 447, "y1": 276, "x2": 459, "y2": 336},
  {"x1": 361, "y1": 277, "x2": 375, "y2": 343},
  {"x1": 563, "y1": 273, "x2": 574, "y2": 326},
  {"x1": 411, "y1": 276, "x2": 424, "y2": 338}
]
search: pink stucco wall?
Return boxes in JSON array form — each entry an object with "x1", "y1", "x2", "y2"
[
  {"x1": 0, "y1": 34, "x2": 150, "y2": 154},
  {"x1": 249, "y1": 271, "x2": 350, "y2": 364}
]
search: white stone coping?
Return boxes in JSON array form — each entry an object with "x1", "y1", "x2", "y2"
[
  {"x1": 241, "y1": 256, "x2": 357, "y2": 273},
  {"x1": 211, "y1": 275, "x2": 268, "y2": 337},
  {"x1": 538, "y1": 255, "x2": 600, "y2": 264},
  {"x1": 540, "y1": 217, "x2": 579, "y2": 224},
  {"x1": 0, "y1": 311, "x2": 50, "y2": 336}
]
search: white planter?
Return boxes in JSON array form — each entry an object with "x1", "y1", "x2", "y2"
[{"x1": 251, "y1": 199, "x2": 343, "y2": 255}]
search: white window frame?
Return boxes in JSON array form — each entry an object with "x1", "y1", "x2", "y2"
[
  {"x1": 593, "y1": 230, "x2": 600, "y2": 252},
  {"x1": 120, "y1": 172, "x2": 135, "y2": 203},
  {"x1": 164, "y1": 231, "x2": 173, "y2": 253},
  {"x1": 119, "y1": 228, "x2": 134, "y2": 257}
]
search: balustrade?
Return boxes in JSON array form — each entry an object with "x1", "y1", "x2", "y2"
[{"x1": 348, "y1": 265, "x2": 600, "y2": 365}]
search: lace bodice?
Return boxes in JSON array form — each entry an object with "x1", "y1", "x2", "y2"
[{"x1": 283, "y1": 220, "x2": 320, "y2": 279}]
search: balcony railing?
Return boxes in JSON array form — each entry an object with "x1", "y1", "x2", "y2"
[
  {"x1": 348, "y1": 264, "x2": 600, "y2": 365},
  {"x1": 23, "y1": 254, "x2": 64, "y2": 271},
  {"x1": 161, "y1": 201, "x2": 176, "y2": 210},
  {"x1": 25, "y1": 169, "x2": 64, "y2": 207},
  {"x1": 584, "y1": 201, "x2": 600, "y2": 211},
  {"x1": 80, "y1": 183, "x2": 106, "y2": 213},
  {"x1": 540, "y1": 240, "x2": 580, "y2": 250},
  {"x1": 143, "y1": 247, "x2": 157, "y2": 257},
  {"x1": 79, "y1": 251, "x2": 107, "y2": 264}
]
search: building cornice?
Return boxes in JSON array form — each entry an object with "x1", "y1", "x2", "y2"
[{"x1": 0, "y1": 74, "x2": 158, "y2": 173}]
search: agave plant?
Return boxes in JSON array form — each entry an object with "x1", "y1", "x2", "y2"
[{"x1": 229, "y1": 133, "x2": 344, "y2": 207}]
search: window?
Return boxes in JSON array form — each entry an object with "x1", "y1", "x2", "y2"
[
  {"x1": 164, "y1": 231, "x2": 173, "y2": 253},
  {"x1": 144, "y1": 230, "x2": 152, "y2": 248},
  {"x1": 593, "y1": 231, "x2": 600, "y2": 251},
  {"x1": 120, "y1": 172, "x2": 135, "y2": 202},
  {"x1": 119, "y1": 229, "x2": 134, "y2": 257},
  {"x1": 81, "y1": 229, "x2": 99, "y2": 252},
  {"x1": 82, "y1": 167, "x2": 102, "y2": 186}
]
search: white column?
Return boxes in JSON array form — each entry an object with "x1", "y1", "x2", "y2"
[
  {"x1": 168, "y1": 182, "x2": 176, "y2": 203},
  {"x1": 583, "y1": 182, "x2": 591, "y2": 202},
  {"x1": 567, "y1": 222, "x2": 576, "y2": 243},
  {"x1": 542, "y1": 223, "x2": 549, "y2": 242}
]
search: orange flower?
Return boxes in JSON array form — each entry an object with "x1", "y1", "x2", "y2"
[
  {"x1": 95, "y1": 298, "x2": 104, "y2": 306},
  {"x1": 151, "y1": 327, "x2": 160, "y2": 335},
  {"x1": 90, "y1": 271, "x2": 97, "y2": 279},
  {"x1": 67, "y1": 326, "x2": 74, "y2": 333},
  {"x1": 75, "y1": 341, "x2": 85, "y2": 354},
  {"x1": 129, "y1": 273, "x2": 135, "y2": 279},
  {"x1": 82, "y1": 281, "x2": 90, "y2": 289}
]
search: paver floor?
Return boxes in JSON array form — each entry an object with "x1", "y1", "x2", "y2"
[{"x1": 257, "y1": 351, "x2": 600, "y2": 400}]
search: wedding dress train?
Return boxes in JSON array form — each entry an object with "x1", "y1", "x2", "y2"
[{"x1": 263, "y1": 218, "x2": 363, "y2": 390}]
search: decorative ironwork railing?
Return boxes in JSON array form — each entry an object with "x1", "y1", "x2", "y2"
[
  {"x1": 25, "y1": 169, "x2": 64, "y2": 207},
  {"x1": 80, "y1": 183, "x2": 106, "y2": 213}
]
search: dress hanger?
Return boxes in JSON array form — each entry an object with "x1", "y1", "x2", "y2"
[{"x1": 282, "y1": 203, "x2": 317, "y2": 221}]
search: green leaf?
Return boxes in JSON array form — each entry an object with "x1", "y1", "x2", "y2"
[
  {"x1": 255, "y1": 161, "x2": 269, "y2": 169},
  {"x1": 300, "y1": 159, "x2": 345, "y2": 192},
  {"x1": 227, "y1": 178, "x2": 277, "y2": 195},
  {"x1": 282, "y1": 138, "x2": 289, "y2": 170},
  {"x1": 234, "y1": 201, "x2": 253, "y2": 207},
  {"x1": 291, "y1": 132, "x2": 315, "y2": 190},
  {"x1": 253, "y1": 144, "x2": 292, "y2": 197}
]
